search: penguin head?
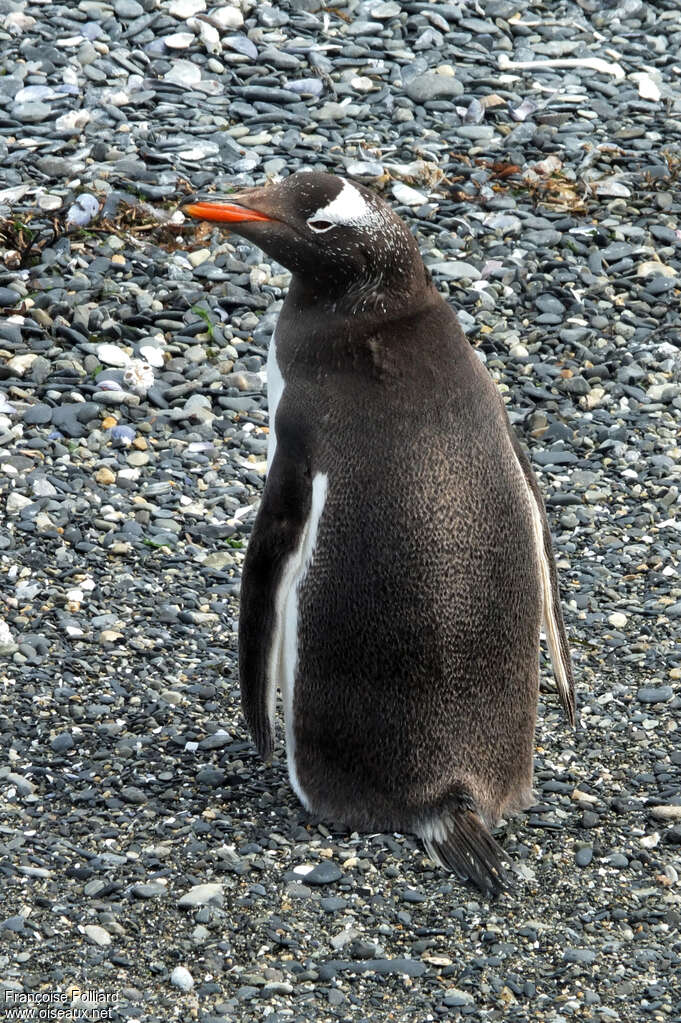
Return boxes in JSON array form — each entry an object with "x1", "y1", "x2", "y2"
[{"x1": 184, "y1": 171, "x2": 427, "y2": 310}]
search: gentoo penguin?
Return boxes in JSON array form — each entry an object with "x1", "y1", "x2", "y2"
[{"x1": 184, "y1": 172, "x2": 574, "y2": 895}]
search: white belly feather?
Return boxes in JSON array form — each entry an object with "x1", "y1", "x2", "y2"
[
  {"x1": 513, "y1": 452, "x2": 572, "y2": 712},
  {"x1": 264, "y1": 329, "x2": 328, "y2": 808}
]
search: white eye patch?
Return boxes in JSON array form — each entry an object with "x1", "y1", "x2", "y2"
[{"x1": 306, "y1": 179, "x2": 381, "y2": 233}]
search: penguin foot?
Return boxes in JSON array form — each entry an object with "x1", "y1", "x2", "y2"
[{"x1": 419, "y1": 803, "x2": 511, "y2": 898}]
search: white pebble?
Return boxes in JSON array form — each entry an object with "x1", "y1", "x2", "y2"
[
  {"x1": 164, "y1": 60, "x2": 201, "y2": 87},
  {"x1": 84, "y1": 925, "x2": 111, "y2": 947},
  {"x1": 38, "y1": 193, "x2": 63, "y2": 211},
  {"x1": 178, "y1": 882, "x2": 224, "y2": 907},
  {"x1": 164, "y1": 32, "x2": 195, "y2": 49},
  {"x1": 351, "y1": 76, "x2": 374, "y2": 93},
  {"x1": 97, "y1": 343, "x2": 130, "y2": 367},
  {"x1": 188, "y1": 248, "x2": 212, "y2": 268},
  {"x1": 211, "y1": 5, "x2": 244, "y2": 29},
  {"x1": 630, "y1": 72, "x2": 661, "y2": 102},
  {"x1": 7, "y1": 492, "x2": 33, "y2": 516},
  {"x1": 190, "y1": 18, "x2": 221, "y2": 53},
  {"x1": 170, "y1": 966, "x2": 194, "y2": 992},
  {"x1": 139, "y1": 345, "x2": 165, "y2": 368},
  {"x1": 168, "y1": 0, "x2": 205, "y2": 16},
  {"x1": 7, "y1": 354, "x2": 37, "y2": 376},
  {"x1": 608, "y1": 612, "x2": 627, "y2": 629},
  {"x1": 0, "y1": 617, "x2": 16, "y2": 648}
]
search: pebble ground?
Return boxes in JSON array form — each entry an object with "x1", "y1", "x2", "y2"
[{"x1": 1, "y1": 0, "x2": 680, "y2": 1020}]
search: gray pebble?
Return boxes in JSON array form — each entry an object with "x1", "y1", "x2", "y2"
[
  {"x1": 564, "y1": 948, "x2": 597, "y2": 965},
  {"x1": 636, "y1": 686, "x2": 673, "y2": 703},
  {"x1": 50, "y1": 732, "x2": 75, "y2": 753},
  {"x1": 305, "y1": 861, "x2": 343, "y2": 885}
]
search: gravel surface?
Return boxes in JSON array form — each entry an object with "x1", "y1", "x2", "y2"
[{"x1": 1, "y1": 0, "x2": 681, "y2": 1019}]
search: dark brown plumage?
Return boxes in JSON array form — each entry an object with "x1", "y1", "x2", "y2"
[{"x1": 185, "y1": 172, "x2": 575, "y2": 897}]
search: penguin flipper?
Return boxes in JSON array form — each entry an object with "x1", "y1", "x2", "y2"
[
  {"x1": 506, "y1": 427, "x2": 576, "y2": 726},
  {"x1": 420, "y1": 805, "x2": 511, "y2": 898},
  {"x1": 238, "y1": 438, "x2": 312, "y2": 761}
]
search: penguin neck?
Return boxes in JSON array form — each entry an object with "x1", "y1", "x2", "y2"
[{"x1": 286, "y1": 262, "x2": 434, "y2": 322}]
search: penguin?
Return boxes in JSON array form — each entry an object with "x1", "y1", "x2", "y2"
[{"x1": 184, "y1": 172, "x2": 575, "y2": 896}]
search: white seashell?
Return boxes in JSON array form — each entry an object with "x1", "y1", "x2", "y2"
[
  {"x1": 123, "y1": 359, "x2": 155, "y2": 396},
  {"x1": 593, "y1": 177, "x2": 631, "y2": 198},
  {"x1": 55, "y1": 109, "x2": 90, "y2": 134},
  {"x1": 391, "y1": 182, "x2": 428, "y2": 206}
]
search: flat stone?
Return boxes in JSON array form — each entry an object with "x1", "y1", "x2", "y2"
[
  {"x1": 636, "y1": 685, "x2": 673, "y2": 704},
  {"x1": 24, "y1": 404, "x2": 53, "y2": 425},
  {"x1": 120, "y1": 785, "x2": 146, "y2": 804},
  {"x1": 443, "y1": 988, "x2": 475, "y2": 1007},
  {"x1": 318, "y1": 958, "x2": 427, "y2": 980},
  {"x1": 131, "y1": 883, "x2": 166, "y2": 899},
  {"x1": 564, "y1": 948, "x2": 597, "y2": 964},
  {"x1": 305, "y1": 861, "x2": 343, "y2": 885},
  {"x1": 428, "y1": 261, "x2": 481, "y2": 281},
  {"x1": 7, "y1": 493, "x2": 33, "y2": 516},
  {"x1": 0, "y1": 287, "x2": 21, "y2": 306},
  {"x1": 114, "y1": 0, "x2": 144, "y2": 16},
  {"x1": 405, "y1": 73, "x2": 463, "y2": 103},
  {"x1": 178, "y1": 883, "x2": 224, "y2": 908},
  {"x1": 650, "y1": 805, "x2": 681, "y2": 821},
  {"x1": 11, "y1": 101, "x2": 51, "y2": 123}
]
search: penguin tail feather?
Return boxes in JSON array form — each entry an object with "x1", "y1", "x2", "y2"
[{"x1": 419, "y1": 800, "x2": 511, "y2": 898}]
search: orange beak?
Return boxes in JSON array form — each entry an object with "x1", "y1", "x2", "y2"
[{"x1": 183, "y1": 200, "x2": 272, "y2": 224}]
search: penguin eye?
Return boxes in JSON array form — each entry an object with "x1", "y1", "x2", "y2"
[{"x1": 307, "y1": 217, "x2": 335, "y2": 233}]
